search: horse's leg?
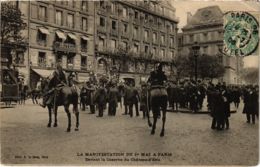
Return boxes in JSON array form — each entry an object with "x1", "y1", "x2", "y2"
[
  {"x1": 160, "y1": 97, "x2": 168, "y2": 137},
  {"x1": 160, "y1": 109, "x2": 166, "y2": 137},
  {"x1": 151, "y1": 106, "x2": 159, "y2": 135},
  {"x1": 47, "y1": 106, "x2": 52, "y2": 127},
  {"x1": 53, "y1": 106, "x2": 58, "y2": 127},
  {"x1": 35, "y1": 95, "x2": 38, "y2": 104},
  {"x1": 146, "y1": 107, "x2": 152, "y2": 127},
  {"x1": 64, "y1": 105, "x2": 71, "y2": 132},
  {"x1": 74, "y1": 103, "x2": 79, "y2": 131},
  {"x1": 32, "y1": 94, "x2": 35, "y2": 104}
]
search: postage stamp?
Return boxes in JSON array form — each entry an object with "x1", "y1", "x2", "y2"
[{"x1": 223, "y1": 11, "x2": 259, "y2": 57}]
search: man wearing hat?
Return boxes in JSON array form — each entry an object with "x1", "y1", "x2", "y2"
[{"x1": 147, "y1": 63, "x2": 167, "y2": 86}]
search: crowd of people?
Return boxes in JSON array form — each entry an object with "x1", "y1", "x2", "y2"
[
  {"x1": 77, "y1": 77, "x2": 259, "y2": 129},
  {"x1": 17, "y1": 63, "x2": 258, "y2": 131}
]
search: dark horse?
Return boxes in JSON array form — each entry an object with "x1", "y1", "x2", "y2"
[
  {"x1": 146, "y1": 86, "x2": 168, "y2": 137},
  {"x1": 41, "y1": 79, "x2": 79, "y2": 132}
]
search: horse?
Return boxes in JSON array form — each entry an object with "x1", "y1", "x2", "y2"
[
  {"x1": 146, "y1": 85, "x2": 168, "y2": 137},
  {"x1": 41, "y1": 79, "x2": 80, "y2": 132}
]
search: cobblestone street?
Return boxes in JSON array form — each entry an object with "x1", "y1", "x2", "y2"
[{"x1": 0, "y1": 100, "x2": 258, "y2": 165}]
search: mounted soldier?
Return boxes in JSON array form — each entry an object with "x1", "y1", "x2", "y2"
[
  {"x1": 146, "y1": 63, "x2": 168, "y2": 137},
  {"x1": 41, "y1": 63, "x2": 67, "y2": 108}
]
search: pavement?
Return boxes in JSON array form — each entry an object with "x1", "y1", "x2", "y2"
[{"x1": 0, "y1": 99, "x2": 258, "y2": 166}]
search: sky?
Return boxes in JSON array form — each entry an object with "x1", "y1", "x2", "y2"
[{"x1": 171, "y1": 0, "x2": 260, "y2": 68}]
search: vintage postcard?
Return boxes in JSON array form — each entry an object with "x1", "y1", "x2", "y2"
[{"x1": 0, "y1": 0, "x2": 259, "y2": 166}]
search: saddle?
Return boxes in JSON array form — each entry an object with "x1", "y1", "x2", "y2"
[{"x1": 149, "y1": 85, "x2": 168, "y2": 98}]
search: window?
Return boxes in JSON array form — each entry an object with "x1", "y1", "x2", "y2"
[
  {"x1": 170, "y1": 51, "x2": 174, "y2": 59},
  {"x1": 55, "y1": 10, "x2": 62, "y2": 25},
  {"x1": 67, "y1": 14, "x2": 74, "y2": 28},
  {"x1": 111, "y1": 2, "x2": 115, "y2": 13},
  {"x1": 170, "y1": 37, "x2": 174, "y2": 47},
  {"x1": 82, "y1": 1, "x2": 88, "y2": 11},
  {"x1": 100, "y1": 17, "x2": 105, "y2": 27},
  {"x1": 81, "y1": 56, "x2": 87, "y2": 67},
  {"x1": 134, "y1": 11, "x2": 138, "y2": 19},
  {"x1": 39, "y1": 6, "x2": 46, "y2": 21},
  {"x1": 123, "y1": 23, "x2": 128, "y2": 33},
  {"x1": 144, "y1": 45, "x2": 149, "y2": 53},
  {"x1": 15, "y1": 52, "x2": 25, "y2": 65},
  {"x1": 82, "y1": 18, "x2": 88, "y2": 31},
  {"x1": 152, "y1": 47, "x2": 156, "y2": 56},
  {"x1": 81, "y1": 39, "x2": 88, "y2": 50},
  {"x1": 100, "y1": 0, "x2": 105, "y2": 8},
  {"x1": 190, "y1": 34, "x2": 194, "y2": 43},
  {"x1": 203, "y1": 33, "x2": 207, "y2": 40},
  {"x1": 203, "y1": 46, "x2": 208, "y2": 54},
  {"x1": 67, "y1": 56, "x2": 74, "y2": 67},
  {"x1": 112, "y1": 20, "x2": 117, "y2": 30},
  {"x1": 134, "y1": 26, "x2": 138, "y2": 38},
  {"x1": 37, "y1": 30, "x2": 47, "y2": 45},
  {"x1": 122, "y1": 41, "x2": 127, "y2": 50},
  {"x1": 153, "y1": 32, "x2": 157, "y2": 43},
  {"x1": 133, "y1": 43, "x2": 139, "y2": 53},
  {"x1": 38, "y1": 52, "x2": 46, "y2": 67},
  {"x1": 144, "y1": 30, "x2": 149, "y2": 41},
  {"x1": 145, "y1": 14, "x2": 148, "y2": 22},
  {"x1": 122, "y1": 7, "x2": 127, "y2": 18},
  {"x1": 111, "y1": 39, "x2": 116, "y2": 50},
  {"x1": 160, "y1": 49, "x2": 165, "y2": 58},
  {"x1": 98, "y1": 37, "x2": 105, "y2": 50},
  {"x1": 161, "y1": 6, "x2": 164, "y2": 14},
  {"x1": 161, "y1": 34, "x2": 165, "y2": 44},
  {"x1": 68, "y1": 0, "x2": 74, "y2": 7}
]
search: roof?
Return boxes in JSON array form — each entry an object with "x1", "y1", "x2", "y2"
[{"x1": 182, "y1": 5, "x2": 223, "y2": 30}]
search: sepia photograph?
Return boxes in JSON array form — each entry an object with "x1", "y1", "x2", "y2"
[{"x1": 0, "y1": 0, "x2": 259, "y2": 166}]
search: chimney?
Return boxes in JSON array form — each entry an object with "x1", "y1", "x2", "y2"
[{"x1": 187, "y1": 12, "x2": 192, "y2": 23}]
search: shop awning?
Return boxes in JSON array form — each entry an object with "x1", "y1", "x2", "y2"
[
  {"x1": 81, "y1": 36, "x2": 89, "y2": 41},
  {"x1": 39, "y1": 27, "x2": 50, "y2": 35},
  {"x1": 32, "y1": 69, "x2": 54, "y2": 78},
  {"x1": 56, "y1": 31, "x2": 66, "y2": 40},
  {"x1": 68, "y1": 33, "x2": 77, "y2": 40}
]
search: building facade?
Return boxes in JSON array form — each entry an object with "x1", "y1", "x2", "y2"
[
  {"x1": 11, "y1": 1, "x2": 95, "y2": 88},
  {"x1": 178, "y1": 6, "x2": 243, "y2": 84},
  {"x1": 94, "y1": 0, "x2": 178, "y2": 85},
  {"x1": 3, "y1": 0, "x2": 178, "y2": 87}
]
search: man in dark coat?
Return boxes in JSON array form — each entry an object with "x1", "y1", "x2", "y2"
[
  {"x1": 41, "y1": 63, "x2": 67, "y2": 108},
  {"x1": 221, "y1": 85, "x2": 231, "y2": 129},
  {"x1": 126, "y1": 82, "x2": 140, "y2": 117},
  {"x1": 140, "y1": 83, "x2": 149, "y2": 119},
  {"x1": 147, "y1": 63, "x2": 167, "y2": 86},
  {"x1": 94, "y1": 82, "x2": 107, "y2": 117},
  {"x1": 85, "y1": 81, "x2": 96, "y2": 114},
  {"x1": 107, "y1": 82, "x2": 119, "y2": 116}
]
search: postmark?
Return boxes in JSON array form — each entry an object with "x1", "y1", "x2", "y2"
[{"x1": 223, "y1": 11, "x2": 259, "y2": 56}]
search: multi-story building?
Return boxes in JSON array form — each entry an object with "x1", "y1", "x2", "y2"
[
  {"x1": 94, "y1": 0, "x2": 178, "y2": 85},
  {"x1": 178, "y1": 6, "x2": 243, "y2": 84},
  {"x1": 3, "y1": 0, "x2": 178, "y2": 88},
  {"x1": 10, "y1": 1, "x2": 95, "y2": 88}
]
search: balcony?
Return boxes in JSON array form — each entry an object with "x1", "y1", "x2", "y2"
[
  {"x1": 97, "y1": 26, "x2": 107, "y2": 34},
  {"x1": 81, "y1": 47, "x2": 88, "y2": 53},
  {"x1": 121, "y1": 32, "x2": 129, "y2": 39},
  {"x1": 37, "y1": 40, "x2": 47, "y2": 47},
  {"x1": 81, "y1": 66, "x2": 88, "y2": 71},
  {"x1": 38, "y1": 61, "x2": 47, "y2": 68},
  {"x1": 53, "y1": 42, "x2": 76, "y2": 53},
  {"x1": 110, "y1": 29, "x2": 118, "y2": 37}
]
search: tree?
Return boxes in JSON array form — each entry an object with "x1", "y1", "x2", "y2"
[
  {"x1": 173, "y1": 54, "x2": 225, "y2": 80},
  {"x1": 197, "y1": 54, "x2": 225, "y2": 79},
  {"x1": 241, "y1": 67, "x2": 259, "y2": 84},
  {"x1": 1, "y1": 2, "x2": 27, "y2": 65}
]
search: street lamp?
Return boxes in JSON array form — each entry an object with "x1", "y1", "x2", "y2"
[{"x1": 191, "y1": 42, "x2": 200, "y2": 82}]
